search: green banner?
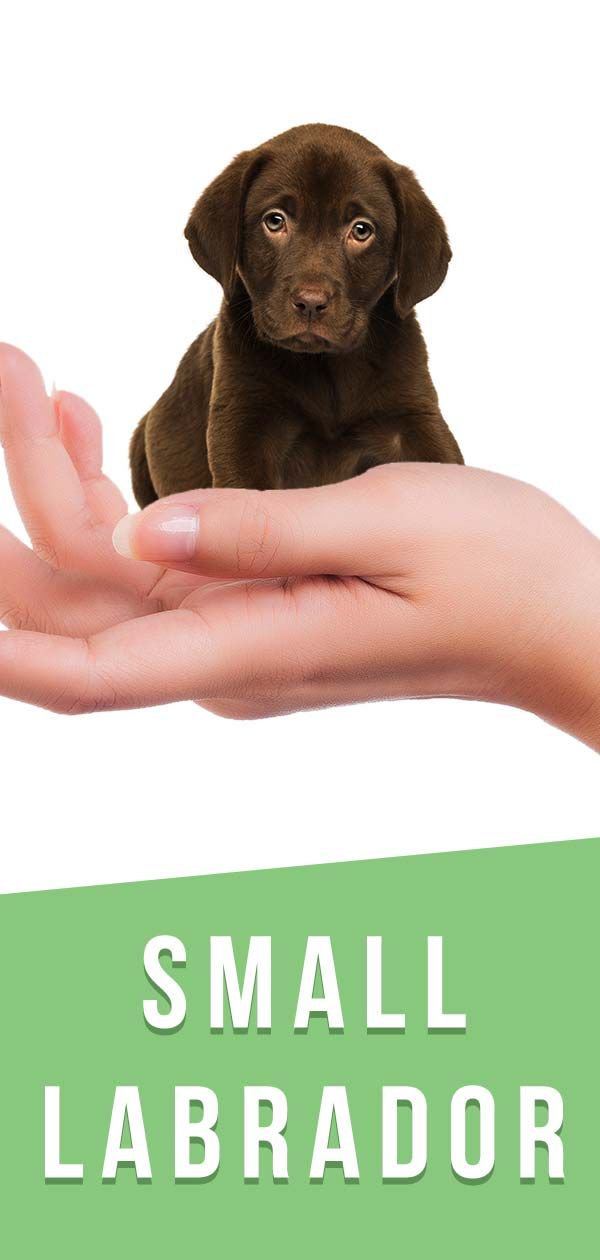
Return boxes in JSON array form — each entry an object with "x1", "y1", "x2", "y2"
[{"x1": 1, "y1": 838, "x2": 597, "y2": 1254}]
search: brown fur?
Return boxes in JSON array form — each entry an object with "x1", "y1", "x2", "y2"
[{"x1": 131, "y1": 123, "x2": 462, "y2": 503}]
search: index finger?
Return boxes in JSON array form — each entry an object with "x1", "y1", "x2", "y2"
[
  {"x1": 0, "y1": 344, "x2": 94, "y2": 564},
  {"x1": 112, "y1": 465, "x2": 424, "y2": 582},
  {"x1": 0, "y1": 344, "x2": 160, "y2": 592}
]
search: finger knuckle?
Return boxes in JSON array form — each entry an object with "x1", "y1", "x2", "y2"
[
  {"x1": 55, "y1": 688, "x2": 116, "y2": 717},
  {"x1": 0, "y1": 602, "x2": 37, "y2": 632},
  {"x1": 51, "y1": 645, "x2": 118, "y2": 716},
  {"x1": 29, "y1": 532, "x2": 62, "y2": 570},
  {"x1": 235, "y1": 493, "x2": 284, "y2": 577}
]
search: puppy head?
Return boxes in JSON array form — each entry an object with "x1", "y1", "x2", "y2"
[{"x1": 185, "y1": 124, "x2": 451, "y2": 353}]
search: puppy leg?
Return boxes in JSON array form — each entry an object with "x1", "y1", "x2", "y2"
[
  {"x1": 208, "y1": 398, "x2": 291, "y2": 489},
  {"x1": 208, "y1": 428, "x2": 277, "y2": 488},
  {"x1": 400, "y1": 411, "x2": 464, "y2": 465},
  {"x1": 129, "y1": 327, "x2": 215, "y2": 501},
  {"x1": 130, "y1": 415, "x2": 158, "y2": 507},
  {"x1": 349, "y1": 411, "x2": 463, "y2": 481}
]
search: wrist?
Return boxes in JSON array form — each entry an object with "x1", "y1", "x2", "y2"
[{"x1": 507, "y1": 529, "x2": 600, "y2": 750}]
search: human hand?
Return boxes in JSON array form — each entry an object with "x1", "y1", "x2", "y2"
[{"x1": 1, "y1": 344, "x2": 600, "y2": 750}]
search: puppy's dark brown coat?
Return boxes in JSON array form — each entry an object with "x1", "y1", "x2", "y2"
[{"x1": 131, "y1": 124, "x2": 462, "y2": 504}]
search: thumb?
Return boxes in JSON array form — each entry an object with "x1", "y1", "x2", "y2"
[{"x1": 112, "y1": 470, "x2": 407, "y2": 579}]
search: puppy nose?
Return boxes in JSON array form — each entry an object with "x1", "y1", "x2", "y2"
[{"x1": 291, "y1": 287, "x2": 330, "y2": 318}]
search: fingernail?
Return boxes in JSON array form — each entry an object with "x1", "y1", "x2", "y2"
[
  {"x1": 112, "y1": 514, "x2": 137, "y2": 558},
  {"x1": 112, "y1": 505, "x2": 199, "y2": 562}
]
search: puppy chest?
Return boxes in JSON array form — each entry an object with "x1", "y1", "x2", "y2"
[{"x1": 279, "y1": 416, "x2": 404, "y2": 488}]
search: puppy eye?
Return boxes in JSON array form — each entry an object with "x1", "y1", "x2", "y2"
[
  {"x1": 263, "y1": 210, "x2": 287, "y2": 233},
  {"x1": 350, "y1": 220, "x2": 374, "y2": 242}
]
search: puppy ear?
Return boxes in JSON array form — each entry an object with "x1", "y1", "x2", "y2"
[
  {"x1": 185, "y1": 149, "x2": 266, "y2": 300},
  {"x1": 383, "y1": 164, "x2": 451, "y2": 319}
]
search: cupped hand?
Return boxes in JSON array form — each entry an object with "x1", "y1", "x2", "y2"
[{"x1": 1, "y1": 344, "x2": 599, "y2": 749}]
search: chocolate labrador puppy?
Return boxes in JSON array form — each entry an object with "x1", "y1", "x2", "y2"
[{"x1": 130, "y1": 123, "x2": 462, "y2": 504}]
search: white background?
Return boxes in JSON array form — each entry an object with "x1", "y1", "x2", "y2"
[{"x1": 1, "y1": 0, "x2": 598, "y2": 893}]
